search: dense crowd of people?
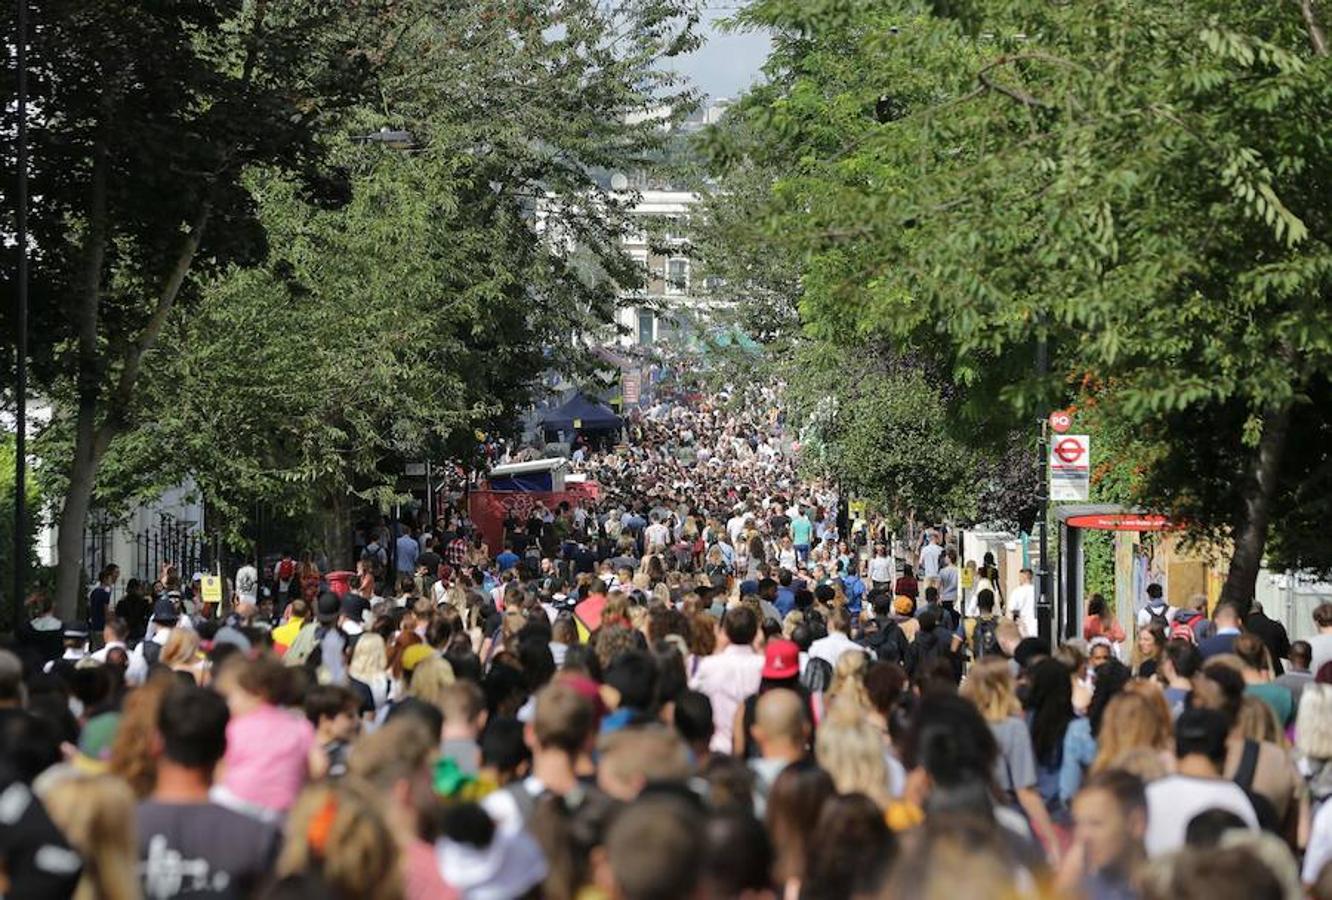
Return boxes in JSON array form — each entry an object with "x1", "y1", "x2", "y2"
[{"x1": 5, "y1": 373, "x2": 1332, "y2": 900}]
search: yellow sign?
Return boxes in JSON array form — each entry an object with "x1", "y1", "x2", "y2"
[
  {"x1": 200, "y1": 575, "x2": 223, "y2": 605},
  {"x1": 961, "y1": 563, "x2": 976, "y2": 590},
  {"x1": 573, "y1": 418, "x2": 583, "y2": 429}
]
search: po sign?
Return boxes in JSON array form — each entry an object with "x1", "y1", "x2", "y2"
[{"x1": 1049, "y1": 410, "x2": 1073, "y2": 434}]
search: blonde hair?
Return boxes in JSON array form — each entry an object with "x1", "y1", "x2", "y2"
[
  {"x1": 41, "y1": 774, "x2": 139, "y2": 900},
  {"x1": 160, "y1": 627, "x2": 201, "y2": 669},
  {"x1": 1297, "y1": 684, "x2": 1332, "y2": 759},
  {"x1": 279, "y1": 778, "x2": 403, "y2": 899},
  {"x1": 349, "y1": 632, "x2": 388, "y2": 682},
  {"x1": 597, "y1": 725, "x2": 691, "y2": 796},
  {"x1": 825, "y1": 650, "x2": 871, "y2": 715},
  {"x1": 348, "y1": 717, "x2": 435, "y2": 791},
  {"x1": 960, "y1": 658, "x2": 1022, "y2": 723},
  {"x1": 407, "y1": 654, "x2": 456, "y2": 709},
  {"x1": 814, "y1": 708, "x2": 892, "y2": 807},
  {"x1": 1237, "y1": 696, "x2": 1285, "y2": 747},
  {"x1": 1110, "y1": 746, "x2": 1171, "y2": 784},
  {"x1": 1091, "y1": 691, "x2": 1173, "y2": 775}
]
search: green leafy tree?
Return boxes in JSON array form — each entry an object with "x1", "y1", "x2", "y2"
[
  {"x1": 702, "y1": 0, "x2": 1332, "y2": 604},
  {"x1": 3, "y1": 0, "x2": 407, "y2": 615},
  {"x1": 15, "y1": 0, "x2": 700, "y2": 582},
  {"x1": 0, "y1": 437, "x2": 41, "y2": 629}
]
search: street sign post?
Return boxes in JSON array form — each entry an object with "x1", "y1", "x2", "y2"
[
  {"x1": 622, "y1": 369, "x2": 642, "y2": 406},
  {"x1": 1049, "y1": 434, "x2": 1090, "y2": 501},
  {"x1": 1049, "y1": 410, "x2": 1072, "y2": 434},
  {"x1": 201, "y1": 575, "x2": 223, "y2": 606}
]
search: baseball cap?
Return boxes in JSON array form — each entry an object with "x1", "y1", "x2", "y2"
[
  {"x1": 212, "y1": 625, "x2": 252, "y2": 654},
  {"x1": 893, "y1": 596, "x2": 914, "y2": 616},
  {"x1": 762, "y1": 639, "x2": 800, "y2": 680},
  {"x1": 151, "y1": 597, "x2": 179, "y2": 624},
  {"x1": 401, "y1": 644, "x2": 435, "y2": 673},
  {"x1": 72, "y1": 712, "x2": 122, "y2": 774}
]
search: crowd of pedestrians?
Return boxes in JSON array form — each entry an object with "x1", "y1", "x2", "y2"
[{"x1": 5, "y1": 376, "x2": 1332, "y2": 899}]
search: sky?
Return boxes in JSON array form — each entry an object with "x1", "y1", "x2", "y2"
[{"x1": 671, "y1": 4, "x2": 772, "y2": 100}]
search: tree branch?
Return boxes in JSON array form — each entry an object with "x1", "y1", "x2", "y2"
[
  {"x1": 976, "y1": 56, "x2": 1052, "y2": 109},
  {"x1": 103, "y1": 202, "x2": 213, "y2": 434},
  {"x1": 1302, "y1": 0, "x2": 1329, "y2": 56},
  {"x1": 77, "y1": 99, "x2": 112, "y2": 400}
]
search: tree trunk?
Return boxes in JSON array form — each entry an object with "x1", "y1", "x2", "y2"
[
  {"x1": 54, "y1": 96, "x2": 112, "y2": 620},
  {"x1": 320, "y1": 489, "x2": 350, "y2": 570},
  {"x1": 53, "y1": 412, "x2": 102, "y2": 619},
  {"x1": 1219, "y1": 404, "x2": 1293, "y2": 609}
]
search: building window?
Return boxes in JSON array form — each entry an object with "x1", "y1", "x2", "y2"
[
  {"x1": 638, "y1": 311, "x2": 655, "y2": 345},
  {"x1": 667, "y1": 259, "x2": 687, "y2": 292}
]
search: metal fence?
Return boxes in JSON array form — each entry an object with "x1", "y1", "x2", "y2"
[
  {"x1": 82, "y1": 514, "x2": 114, "y2": 587},
  {"x1": 1257, "y1": 572, "x2": 1332, "y2": 642},
  {"x1": 132, "y1": 514, "x2": 224, "y2": 584},
  {"x1": 83, "y1": 513, "x2": 226, "y2": 588}
]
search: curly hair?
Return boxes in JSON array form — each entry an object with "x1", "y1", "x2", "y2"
[{"x1": 108, "y1": 672, "x2": 174, "y2": 797}]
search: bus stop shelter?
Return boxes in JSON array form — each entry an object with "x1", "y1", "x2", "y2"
[{"x1": 1056, "y1": 505, "x2": 1183, "y2": 641}]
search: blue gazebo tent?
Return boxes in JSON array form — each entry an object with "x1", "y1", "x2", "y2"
[{"x1": 539, "y1": 393, "x2": 623, "y2": 433}]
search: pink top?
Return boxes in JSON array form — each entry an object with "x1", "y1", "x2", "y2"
[
  {"x1": 689, "y1": 645, "x2": 764, "y2": 754},
  {"x1": 404, "y1": 839, "x2": 459, "y2": 900},
  {"x1": 221, "y1": 704, "x2": 314, "y2": 812}
]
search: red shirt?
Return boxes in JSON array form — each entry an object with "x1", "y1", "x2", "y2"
[{"x1": 1084, "y1": 616, "x2": 1126, "y2": 644}]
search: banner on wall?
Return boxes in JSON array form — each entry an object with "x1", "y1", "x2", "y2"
[{"x1": 468, "y1": 483, "x2": 601, "y2": 554}]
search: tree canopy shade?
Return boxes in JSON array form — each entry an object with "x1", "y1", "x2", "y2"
[
  {"x1": 3, "y1": 0, "x2": 700, "y2": 612},
  {"x1": 700, "y1": 0, "x2": 1332, "y2": 603}
]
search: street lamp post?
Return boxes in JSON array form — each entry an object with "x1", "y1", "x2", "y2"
[
  {"x1": 1036, "y1": 333, "x2": 1052, "y2": 647},
  {"x1": 13, "y1": 0, "x2": 30, "y2": 625}
]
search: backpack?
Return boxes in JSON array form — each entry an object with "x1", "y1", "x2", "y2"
[
  {"x1": 142, "y1": 639, "x2": 163, "y2": 667},
  {"x1": 283, "y1": 622, "x2": 320, "y2": 667},
  {"x1": 304, "y1": 625, "x2": 347, "y2": 684},
  {"x1": 869, "y1": 620, "x2": 907, "y2": 666},
  {"x1": 1145, "y1": 602, "x2": 1170, "y2": 631},
  {"x1": 801, "y1": 657, "x2": 834, "y2": 694},
  {"x1": 972, "y1": 616, "x2": 1000, "y2": 660},
  {"x1": 360, "y1": 544, "x2": 385, "y2": 576},
  {"x1": 1169, "y1": 612, "x2": 1200, "y2": 645}
]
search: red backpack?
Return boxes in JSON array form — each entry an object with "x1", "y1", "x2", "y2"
[{"x1": 1170, "y1": 611, "x2": 1201, "y2": 644}]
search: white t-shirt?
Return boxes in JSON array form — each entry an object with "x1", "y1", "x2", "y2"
[
  {"x1": 644, "y1": 522, "x2": 670, "y2": 549},
  {"x1": 867, "y1": 556, "x2": 893, "y2": 583},
  {"x1": 1008, "y1": 583, "x2": 1038, "y2": 637},
  {"x1": 1144, "y1": 775, "x2": 1259, "y2": 856},
  {"x1": 808, "y1": 632, "x2": 863, "y2": 670},
  {"x1": 1136, "y1": 601, "x2": 1176, "y2": 630},
  {"x1": 1308, "y1": 633, "x2": 1332, "y2": 679},
  {"x1": 919, "y1": 543, "x2": 943, "y2": 577},
  {"x1": 1303, "y1": 791, "x2": 1332, "y2": 883}
]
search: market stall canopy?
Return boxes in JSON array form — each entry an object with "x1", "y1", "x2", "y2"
[
  {"x1": 487, "y1": 458, "x2": 568, "y2": 492},
  {"x1": 539, "y1": 393, "x2": 623, "y2": 432}
]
